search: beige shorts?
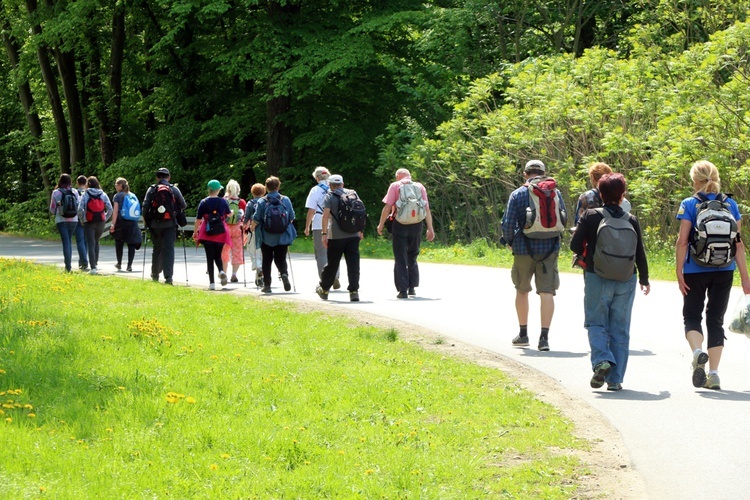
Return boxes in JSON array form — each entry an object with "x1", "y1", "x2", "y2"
[{"x1": 511, "y1": 253, "x2": 560, "y2": 295}]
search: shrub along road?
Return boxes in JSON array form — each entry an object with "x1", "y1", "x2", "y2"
[{"x1": 3, "y1": 234, "x2": 750, "y2": 499}]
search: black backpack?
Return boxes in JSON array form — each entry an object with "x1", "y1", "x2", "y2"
[
  {"x1": 59, "y1": 188, "x2": 78, "y2": 218},
  {"x1": 333, "y1": 190, "x2": 367, "y2": 233},
  {"x1": 148, "y1": 184, "x2": 175, "y2": 222},
  {"x1": 262, "y1": 196, "x2": 290, "y2": 234},
  {"x1": 205, "y1": 210, "x2": 225, "y2": 236}
]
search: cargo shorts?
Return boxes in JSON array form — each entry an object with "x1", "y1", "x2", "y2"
[{"x1": 511, "y1": 252, "x2": 560, "y2": 295}]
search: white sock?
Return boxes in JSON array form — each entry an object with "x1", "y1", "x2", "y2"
[
  {"x1": 694, "y1": 348, "x2": 704, "y2": 355},
  {"x1": 709, "y1": 370, "x2": 718, "y2": 375}
]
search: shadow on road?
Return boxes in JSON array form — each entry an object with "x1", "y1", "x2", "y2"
[
  {"x1": 628, "y1": 349, "x2": 655, "y2": 357},
  {"x1": 595, "y1": 390, "x2": 671, "y2": 401},
  {"x1": 520, "y1": 350, "x2": 588, "y2": 359},
  {"x1": 698, "y1": 390, "x2": 750, "y2": 401}
]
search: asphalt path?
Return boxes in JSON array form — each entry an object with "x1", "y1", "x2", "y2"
[{"x1": 3, "y1": 233, "x2": 750, "y2": 499}]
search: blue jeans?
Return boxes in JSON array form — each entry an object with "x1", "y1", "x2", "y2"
[
  {"x1": 75, "y1": 222, "x2": 88, "y2": 268},
  {"x1": 56, "y1": 221, "x2": 78, "y2": 271},
  {"x1": 584, "y1": 272, "x2": 637, "y2": 384}
]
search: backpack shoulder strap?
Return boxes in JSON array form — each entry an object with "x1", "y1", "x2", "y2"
[{"x1": 693, "y1": 192, "x2": 708, "y2": 203}]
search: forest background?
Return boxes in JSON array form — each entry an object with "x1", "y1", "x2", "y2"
[{"x1": 3, "y1": 0, "x2": 750, "y2": 249}]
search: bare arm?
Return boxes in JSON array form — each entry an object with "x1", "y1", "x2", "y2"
[
  {"x1": 110, "y1": 202, "x2": 120, "y2": 232},
  {"x1": 424, "y1": 207, "x2": 435, "y2": 242},
  {"x1": 377, "y1": 204, "x2": 393, "y2": 236},
  {"x1": 305, "y1": 208, "x2": 316, "y2": 237},
  {"x1": 321, "y1": 208, "x2": 331, "y2": 248},
  {"x1": 675, "y1": 219, "x2": 692, "y2": 296},
  {"x1": 735, "y1": 221, "x2": 750, "y2": 294}
]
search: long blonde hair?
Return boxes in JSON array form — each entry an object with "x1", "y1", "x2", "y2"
[
  {"x1": 690, "y1": 160, "x2": 721, "y2": 194},
  {"x1": 225, "y1": 179, "x2": 241, "y2": 198}
]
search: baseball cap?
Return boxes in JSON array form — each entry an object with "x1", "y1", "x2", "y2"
[
  {"x1": 156, "y1": 167, "x2": 170, "y2": 176},
  {"x1": 328, "y1": 174, "x2": 344, "y2": 184},
  {"x1": 524, "y1": 160, "x2": 546, "y2": 173},
  {"x1": 207, "y1": 179, "x2": 223, "y2": 190}
]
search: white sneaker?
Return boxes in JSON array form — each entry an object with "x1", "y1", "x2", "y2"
[
  {"x1": 89, "y1": 268, "x2": 98, "y2": 275},
  {"x1": 208, "y1": 283, "x2": 216, "y2": 291},
  {"x1": 219, "y1": 271, "x2": 228, "y2": 287}
]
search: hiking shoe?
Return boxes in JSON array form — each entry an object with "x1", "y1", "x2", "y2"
[
  {"x1": 219, "y1": 271, "x2": 228, "y2": 287},
  {"x1": 511, "y1": 334, "x2": 529, "y2": 347},
  {"x1": 590, "y1": 361, "x2": 612, "y2": 389},
  {"x1": 704, "y1": 372, "x2": 721, "y2": 390},
  {"x1": 261, "y1": 286, "x2": 272, "y2": 293},
  {"x1": 333, "y1": 279, "x2": 341, "y2": 290},
  {"x1": 126, "y1": 266, "x2": 132, "y2": 272},
  {"x1": 349, "y1": 291, "x2": 360, "y2": 302},
  {"x1": 538, "y1": 337, "x2": 549, "y2": 352},
  {"x1": 316, "y1": 285, "x2": 329, "y2": 300},
  {"x1": 255, "y1": 270, "x2": 263, "y2": 287},
  {"x1": 115, "y1": 263, "x2": 121, "y2": 271},
  {"x1": 230, "y1": 275, "x2": 239, "y2": 283},
  {"x1": 208, "y1": 283, "x2": 216, "y2": 291},
  {"x1": 397, "y1": 291, "x2": 408, "y2": 299},
  {"x1": 164, "y1": 279, "x2": 173, "y2": 285},
  {"x1": 607, "y1": 383, "x2": 622, "y2": 391},
  {"x1": 79, "y1": 265, "x2": 89, "y2": 271},
  {"x1": 151, "y1": 274, "x2": 159, "y2": 282},
  {"x1": 89, "y1": 268, "x2": 98, "y2": 275},
  {"x1": 692, "y1": 350, "x2": 709, "y2": 388},
  {"x1": 408, "y1": 287, "x2": 416, "y2": 296},
  {"x1": 281, "y1": 274, "x2": 291, "y2": 291}
]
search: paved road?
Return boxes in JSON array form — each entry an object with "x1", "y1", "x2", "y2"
[{"x1": 3, "y1": 234, "x2": 750, "y2": 499}]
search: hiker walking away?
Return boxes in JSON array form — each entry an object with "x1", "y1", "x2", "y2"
[
  {"x1": 243, "y1": 183, "x2": 266, "y2": 287},
  {"x1": 221, "y1": 179, "x2": 247, "y2": 283},
  {"x1": 143, "y1": 168, "x2": 187, "y2": 285},
  {"x1": 109, "y1": 177, "x2": 143, "y2": 272},
  {"x1": 49, "y1": 173, "x2": 82, "y2": 272},
  {"x1": 304, "y1": 166, "x2": 340, "y2": 289},
  {"x1": 77, "y1": 176, "x2": 113, "y2": 275},
  {"x1": 572, "y1": 162, "x2": 632, "y2": 269},
  {"x1": 570, "y1": 173, "x2": 650, "y2": 391},
  {"x1": 74, "y1": 175, "x2": 89, "y2": 270},
  {"x1": 315, "y1": 174, "x2": 366, "y2": 302},
  {"x1": 376, "y1": 168, "x2": 435, "y2": 298},
  {"x1": 675, "y1": 160, "x2": 750, "y2": 390},
  {"x1": 194, "y1": 179, "x2": 232, "y2": 290},
  {"x1": 501, "y1": 160, "x2": 567, "y2": 351},
  {"x1": 250, "y1": 176, "x2": 296, "y2": 293}
]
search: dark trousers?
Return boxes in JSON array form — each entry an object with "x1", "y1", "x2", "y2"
[
  {"x1": 150, "y1": 225, "x2": 176, "y2": 280},
  {"x1": 75, "y1": 222, "x2": 87, "y2": 267},
  {"x1": 203, "y1": 241, "x2": 225, "y2": 283},
  {"x1": 84, "y1": 221, "x2": 105, "y2": 269},
  {"x1": 320, "y1": 236, "x2": 360, "y2": 292},
  {"x1": 683, "y1": 271, "x2": 734, "y2": 348},
  {"x1": 116, "y1": 240, "x2": 137, "y2": 268},
  {"x1": 261, "y1": 243, "x2": 288, "y2": 286},
  {"x1": 391, "y1": 221, "x2": 423, "y2": 292}
]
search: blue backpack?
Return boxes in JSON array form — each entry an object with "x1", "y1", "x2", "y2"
[
  {"x1": 120, "y1": 192, "x2": 141, "y2": 221},
  {"x1": 263, "y1": 196, "x2": 290, "y2": 234}
]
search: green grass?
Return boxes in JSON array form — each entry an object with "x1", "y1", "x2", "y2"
[{"x1": 0, "y1": 259, "x2": 588, "y2": 498}]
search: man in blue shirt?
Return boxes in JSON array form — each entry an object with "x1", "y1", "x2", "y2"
[{"x1": 501, "y1": 160, "x2": 567, "y2": 352}]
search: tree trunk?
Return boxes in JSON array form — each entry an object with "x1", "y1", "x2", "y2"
[
  {"x1": 0, "y1": 16, "x2": 52, "y2": 191},
  {"x1": 25, "y1": 0, "x2": 71, "y2": 174},
  {"x1": 53, "y1": 47, "x2": 86, "y2": 169},
  {"x1": 265, "y1": 93, "x2": 292, "y2": 178},
  {"x1": 106, "y1": 6, "x2": 125, "y2": 165}
]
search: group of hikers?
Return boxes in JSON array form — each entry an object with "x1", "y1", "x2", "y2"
[
  {"x1": 49, "y1": 159, "x2": 749, "y2": 392},
  {"x1": 500, "y1": 159, "x2": 750, "y2": 392}
]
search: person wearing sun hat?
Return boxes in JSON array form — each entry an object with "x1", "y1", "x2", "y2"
[
  {"x1": 142, "y1": 167, "x2": 187, "y2": 284},
  {"x1": 194, "y1": 179, "x2": 232, "y2": 290}
]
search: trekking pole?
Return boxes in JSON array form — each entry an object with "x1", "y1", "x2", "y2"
[
  {"x1": 141, "y1": 228, "x2": 148, "y2": 281},
  {"x1": 182, "y1": 227, "x2": 188, "y2": 285},
  {"x1": 287, "y1": 251, "x2": 296, "y2": 292}
]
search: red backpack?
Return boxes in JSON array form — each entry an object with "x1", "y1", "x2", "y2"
[
  {"x1": 522, "y1": 176, "x2": 567, "y2": 239},
  {"x1": 85, "y1": 193, "x2": 106, "y2": 222}
]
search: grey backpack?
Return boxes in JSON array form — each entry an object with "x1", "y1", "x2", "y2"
[{"x1": 593, "y1": 208, "x2": 637, "y2": 281}]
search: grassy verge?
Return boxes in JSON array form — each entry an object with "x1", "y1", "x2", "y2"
[{"x1": 0, "y1": 259, "x2": 589, "y2": 498}]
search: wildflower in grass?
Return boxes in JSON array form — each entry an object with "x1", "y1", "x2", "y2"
[
  {"x1": 24, "y1": 404, "x2": 33, "y2": 410},
  {"x1": 0, "y1": 369, "x2": 5, "y2": 374},
  {"x1": 28, "y1": 413, "x2": 36, "y2": 418},
  {"x1": 186, "y1": 397, "x2": 196, "y2": 404},
  {"x1": 0, "y1": 410, "x2": 3, "y2": 416},
  {"x1": 39, "y1": 486, "x2": 46, "y2": 492},
  {"x1": 5, "y1": 417, "x2": 11, "y2": 423},
  {"x1": 365, "y1": 469, "x2": 375, "y2": 475},
  {"x1": 106, "y1": 428, "x2": 113, "y2": 433},
  {"x1": 338, "y1": 450, "x2": 345, "y2": 455},
  {"x1": 118, "y1": 387, "x2": 125, "y2": 391},
  {"x1": 221, "y1": 453, "x2": 230, "y2": 459},
  {"x1": 209, "y1": 464, "x2": 218, "y2": 470}
]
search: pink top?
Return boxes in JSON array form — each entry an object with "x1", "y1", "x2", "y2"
[{"x1": 382, "y1": 176, "x2": 429, "y2": 208}]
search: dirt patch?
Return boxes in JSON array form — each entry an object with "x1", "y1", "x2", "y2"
[{"x1": 279, "y1": 297, "x2": 648, "y2": 499}]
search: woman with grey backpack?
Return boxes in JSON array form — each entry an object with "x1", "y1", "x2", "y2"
[{"x1": 570, "y1": 173, "x2": 650, "y2": 391}]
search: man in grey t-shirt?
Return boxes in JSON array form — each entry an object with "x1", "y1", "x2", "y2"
[{"x1": 315, "y1": 174, "x2": 364, "y2": 302}]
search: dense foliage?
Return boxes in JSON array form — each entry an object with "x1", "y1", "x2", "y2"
[{"x1": 2, "y1": 1, "x2": 750, "y2": 245}]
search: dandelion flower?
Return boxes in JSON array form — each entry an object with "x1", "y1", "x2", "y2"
[
  {"x1": 5, "y1": 417, "x2": 11, "y2": 423},
  {"x1": 209, "y1": 464, "x2": 218, "y2": 470},
  {"x1": 28, "y1": 413, "x2": 36, "y2": 418},
  {"x1": 338, "y1": 450, "x2": 345, "y2": 455},
  {"x1": 186, "y1": 397, "x2": 196, "y2": 404},
  {"x1": 221, "y1": 453, "x2": 230, "y2": 459},
  {"x1": 0, "y1": 369, "x2": 5, "y2": 374}
]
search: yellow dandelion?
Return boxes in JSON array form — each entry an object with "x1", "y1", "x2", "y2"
[
  {"x1": 221, "y1": 453, "x2": 230, "y2": 459},
  {"x1": 0, "y1": 369, "x2": 5, "y2": 374},
  {"x1": 27, "y1": 413, "x2": 36, "y2": 418},
  {"x1": 209, "y1": 464, "x2": 218, "y2": 470},
  {"x1": 186, "y1": 397, "x2": 196, "y2": 404},
  {"x1": 304, "y1": 460, "x2": 310, "y2": 465},
  {"x1": 5, "y1": 417, "x2": 12, "y2": 423},
  {"x1": 338, "y1": 450, "x2": 345, "y2": 455},
  {"x1": 39, "y1": 486, "x2": 46, "y2": 492},
  {"x1": 0, "y1": 410, "x2": 4, "y2": 416},
  {"x1": 24, "y1": 404, "x2": 33, "y2": 410},
  {"x1": 106, "y1": 428, "x2": 113, "y2": 433},
  {"x1": 365, "y1": 469, "x2": 374, "y2": 475},
  {"x1": 118, "y1": 386, "x2": 126, "y2": 391},
  {"x1": 210, "y1": 355, "x2": 218, "y2": 360}
]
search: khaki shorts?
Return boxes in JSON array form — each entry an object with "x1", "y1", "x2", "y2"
[{"x1": 511, "y1": 253, "x2": 560, "y2": 295}]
